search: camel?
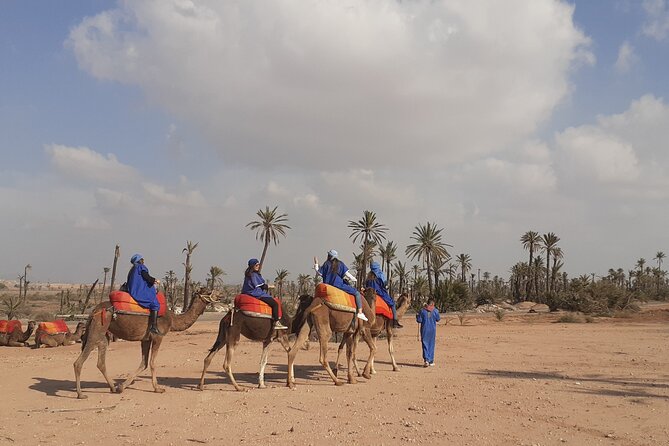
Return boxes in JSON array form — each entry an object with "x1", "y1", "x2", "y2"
[
  {"x1": 35, "y1": 322, "x2": 86, "y2": 348},
  {"x1": 336, "y1": 293, "x2": 412, "y2": 375},
  {"x1": 198, "y1": 300, "x2": 298, "y2": 391},
  {"x1": 73, "y1": 288, "x2": 219, "y2": 399},
  {"x1": 0, "y1": 320, "x2": 36, "y2": 347},
  {"x1": 286, "y1": 288, "x2": 377, "y2": 388}
]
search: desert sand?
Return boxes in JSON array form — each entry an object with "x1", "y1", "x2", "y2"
[{"x1": 1, "y1": 308, "x2": 668, "y2": 446}]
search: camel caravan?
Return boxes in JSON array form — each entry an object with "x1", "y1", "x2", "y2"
[{"x1": 0, "y1": 259, "x2": 410, "y2": 399}]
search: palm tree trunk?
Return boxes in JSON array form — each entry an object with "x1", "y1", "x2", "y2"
[
  {"x1": 259, "y1": 234, "x2": 270, "y2": 273},
  {"x1": 545, "y1": 253, "x2": 551, "y2": 294}
]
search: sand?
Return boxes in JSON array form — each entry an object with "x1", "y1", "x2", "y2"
[{"x1": 0, "y1": 307, "x2": 668, "y2": 446}]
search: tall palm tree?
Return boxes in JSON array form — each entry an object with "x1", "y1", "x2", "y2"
[
  {"x1": 207, "y1": 265, "x2": 226, "y2": 291},
  {"x1": 392, "y1": 261, "x2": 409, "y2": 295},
  {"x1": 379, "y1": 241, "x2": 397, "y2": 293},
  {"x1": 654, "y1": 251, "x2": 665, "y2": 270},
  {"x1": 520, "y1": 231, "x2": 541, "y2": 298},
  {"x1": 182, "y1": 241, "x2": 198, "y2": 310},
  {"x1": 275, "y1": 269, "x2": 289, "y2": 298},
  {"x1": 297, "y1": 273, "x2": 312, "y2": 294},
  {"x1": 348, "y1": 210, "x2": 387, "y2": 282},
  {"x1": 455, "y1": 254, "x2": 472, "y2": 283},
  {"x1": 23, "y1": 264, "x2": 32, "y2": 301},
  {"x1": 541, "y1": 232, "x2": 560, "y2": 293},
  {"x1": 636, "y1": 258, "x2": 646, "y2": 276},
  {"x1": 100, "y1": 267, "x2": 110, "y2": 303},
  {"x1": 246, "y1": 206, "x2": 290, "y2": 273},
  {"x1": 550, "y1": 247, "x2": 563, "y2": 292},
  {"x1": 405, "y1": 222, "x2": 450, "y2": 295}
]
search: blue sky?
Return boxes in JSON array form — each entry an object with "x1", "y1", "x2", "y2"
[{"x1": 1, "y1": 0, "x2": 669, "y2": 284}]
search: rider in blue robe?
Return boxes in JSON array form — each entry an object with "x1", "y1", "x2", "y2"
[
  {"x1": 241, "y1": 258, "x2": 287, "y2": 330},
  {"x1": 365, "y1": 261, "x2": 402, "y2": 328},
  {"x1": 314, "y1": 250, "x2": 368, "y2": 321},
  {"x1": 127, "y1": 253, "x2": 161, "y2": 335},
  {"x1": 416, "y1": 299, "x2": 440, "y2": 366}
]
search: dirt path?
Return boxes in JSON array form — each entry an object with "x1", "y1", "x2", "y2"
[{"x1": 1, "y1": 310, "x2": 668, "y2": 445}]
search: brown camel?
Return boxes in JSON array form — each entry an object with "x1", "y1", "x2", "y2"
[
  {"x1": 34, "y1": 322, "x2": 86, "y2": 348},
  {"x1": 337, "y1": 293, "x2": 412, "y2": 375},
  {"x1": 286, "y1": 288, "x2": 377, "y2": 388},
  {"x1": 198, "y1": 300, "x2": 297, "y2": 391},
  {"x1": 73, "y1": 288, "x2": 219, "y2": 399},
  {"x1": 0, "y1": 320, "x2": 36, "y2": 347}
]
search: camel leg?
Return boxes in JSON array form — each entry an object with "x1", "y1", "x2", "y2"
[
  {"x1": 387, "y1": 324, "x2": 398, "y2": 372},
  {"x1": 287, "y1": 321, "x2": 311, "y2": 388},
  {"x1": 149, "y1": 336, "x2": 165, "y2": 393},
  {"x1": 334, "y1": 334, "x2": 347, "y2": 377},
  {"x1": 37, "y1": 337, "x2": 59, "y2": 348},
  {"x1": 117, "y1": 340, "x2": 150, "y2": 393},
  {"x1": 95, "y1": 341, "x2": 117, "y2": 393},
  {"x1": 7, "y1": 340, "x2": 30, "y2": 347},
  {"x1": 360, "y1": 327, "x2": 376, "y2": 380},
  {"x1": 198, "y1": 346, "x2": 222, "y2": 390},
  {"x1": 315, "y1": 323, "x2": 341, "y2": 386},
  {"x1": 224, "y1": 324, "x2": 243, "y2": 391},
  {"x1": 74, "y1": 339, "x2": 96, "y2": 399},
  {"x1": 277, "y1": 332, "x2": 291, "y2": 353},
  {"x1": 345, "y1": 334, "x2": 357, "y2": 385},
  {"x1": 258, "y1": 338, "x2": 273, "y2": 389},
  {"x1": 198, "y1": 319, "x2": 229, "y2": 390}
]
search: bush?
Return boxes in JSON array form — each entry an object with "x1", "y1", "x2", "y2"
[
  {"x1": 546, "y1": 282, "x2": 638, "y2": 314},
  {"x1": 493, "y1": 308, "x2": 505, "y2": 321},
  {"x1": 434, "y1": 281, "x2": 473, "y2": 312},
  {"x1": 457, "y1": 312, "x2": 467, "y2": 326},
  {"x1": 557, "y1": 313, "x2": 583, "y2": 323}
]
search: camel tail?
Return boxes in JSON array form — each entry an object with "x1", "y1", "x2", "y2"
[{"x1": 209, "y1": 311, "x2": 232, "y2": 353}]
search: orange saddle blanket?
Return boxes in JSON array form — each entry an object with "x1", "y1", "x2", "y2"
[
  {"x1": 0, "y1": 320, "x2": 22, "y2": 334},
  {"x1": 38, "y1": 320, "x2": 69, "y2": 335},
  {"x1": 234, "y1": 294, "x2": 282, "y2": 319},
  {"x1": 375, "y1": 296, "x2": 393, "y2": 320},
  {"x1": 315, "y1": 283, "x2": 356, "y2": 313},
  {"x1": 109, "y1": 291, "x2": 167, "y2": 316}
]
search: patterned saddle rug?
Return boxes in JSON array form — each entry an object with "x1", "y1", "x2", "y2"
[
  {"x1": 109, "y1": 291, "x2": 167, "y2": 316},
  {"x1": 234, "y1": 294, "x2": 282, "y2": 319},
  {"x1": 375, "y1": 296, "x2": 393, "y2": 320},
  {"x1": 315, "y1": 283, "x2": 356, "y2": 313},
  {"x1": 37, "y1": 320, "x2": 69, "y2": 335},
  {"x1": 0, "y1": 320, "x2": 22, "y2": 335}
]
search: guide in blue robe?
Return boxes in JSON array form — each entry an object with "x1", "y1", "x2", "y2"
[{"x1": 416, "y1": 302, "x2": 440, "y2": 364}]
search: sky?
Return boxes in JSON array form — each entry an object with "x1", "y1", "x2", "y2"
[{"x1": 1, "y1": 0, "x2": 669, "y2": 285}]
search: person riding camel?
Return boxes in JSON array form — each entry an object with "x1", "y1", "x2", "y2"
[
  {"x1": 241, "y1": 258, "x2": 288, "y2": 330},
  {"x1": 366, "y1": 260, "x2": 403, "y2": 328},
  {"x1": 314, "y1": 249, "x2": 368, "y2": 322},
  {"x1": 127, "y1": 254, "x2": 162, "y2": 335}
]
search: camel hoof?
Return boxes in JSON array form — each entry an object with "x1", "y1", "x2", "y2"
[
  {"x1": 197, "y1": 385, "x2": 205, "y2": 391},
  {"x1": 77, "y1": 394, "x2": 88, "y2": 400},
  {"x1": 362, "y1": 373, "x2": 372, "y2": 380},
  {"x1": 154, "y1": 387, "x2": 166, "y2": 394},
  {"x1": 115, "y1": 384, "x2": 124, "y2": 394},
  {"x1": 334, "y1": 380, "x2": 344, "y2": 386},
  {"x1": 258, "y1": 384, "x2": 267, "y2": 389}
]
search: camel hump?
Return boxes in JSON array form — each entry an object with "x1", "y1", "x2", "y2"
[
  {"x1": 315, "y1": 284, "x2": 356, "y2": 313},
  {"x1": 234, "y1": 294, "x2": 282, "y2": 319},
  {"x1": 38, "y1": 320, "x2": 69, "y2": 335}
]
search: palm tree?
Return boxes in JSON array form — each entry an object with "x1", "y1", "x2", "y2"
[
  {"x1": 207, "y1": 265, "x2": 226, "y2": 291},
  {"x1": 100, "y1": 267, "x2": 110, "y2": 303},
  {"x1": 23, "y1": 264, "x2": 32, "y2": 301},
  {"x1": 275, "y1": 269, "x2": 289, "y2": 298},
  {"x1": 163, "y1": 270, "x2": 178, "y2": 310},
  {"x1": 455, "y1": 254, "x2": 472, "y2": 283},
  {"x1": 550, "y1": 247, "x2": 563, "y2": 292},
  {"x1": 297, "y1": 273, "x2": 312, "y2": 294},
  {"x1": 379, "y1": 241, "x2": 397, "y2": 293},
  {"x1": 392, "y1": 261, "x2": 409, "y2": 295},
  {"x1": 182, "y1": 241, "x2": 198, "y2": 310},
  {"x1": 521, "y1": 231, "x2": 541, "y2": 298},
  {"x1": 654, "y1": 251, "x2": 665, "y2": 270},
  {"x1": 405, "y1": 222, "x2": 450, "y2": 295},
  {"x1": 541, "y1": 232, "x2": 560, "y2": 293},
  {"x1": 348, "y1": 210, "x2": 387, "y2": 282},
  {"x1": 246, "y1": 206, "x2": 291, "y2": 273},
  {"x1": 431, "y1": 254, "x2": 450, "y2": 289}
]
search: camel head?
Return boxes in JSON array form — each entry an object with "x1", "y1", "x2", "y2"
[
  {"x1": 27, "y1": 321, "x2": 37, "y2": 331},
  {"x1": 193, "y1": 287, "x2": 221, "y2": 304},
  {"x1": 396, "y1": 293, "x2": 411, "y2": 308}
]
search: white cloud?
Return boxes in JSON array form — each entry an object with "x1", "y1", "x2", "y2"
[
  {"x1": 142, "y1": 182, "x2": 207, "y2": 207},
  {"x1": 615, "y1": 41, "x2": 637, "y2": 73},
  {"x1": 68, "y1": 0, "x2": 591, "y2": 169},
  {"x1": 642, "y1": 0, "x2": 669, "y2": 40},
  {"x1": 46, "y1": 144, "x2": 138, "y2": 184}
]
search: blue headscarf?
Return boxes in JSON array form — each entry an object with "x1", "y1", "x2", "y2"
[
  {"x1": 248, "y1": 258, "x2": 260, "y2": 267},
  {"x1": 370, "y1": 261, "x2": 386, "y2": 285},
  {"x1": 130, "y1": 253, "x2": 143, "y2": 265}
]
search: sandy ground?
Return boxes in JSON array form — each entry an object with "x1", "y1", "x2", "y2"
[{"x1": 1, "y1": 308, "x2": 668, "y2": 446}]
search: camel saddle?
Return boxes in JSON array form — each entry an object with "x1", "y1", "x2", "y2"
[
  {"x1": 234, "y1": 294, "x2": 282, "y2": 319},
  {"x1": 315, "y1": 284, "x2": 356, "y2": 313},
  {"x1": 375, "y1": 296, "x2": 393, "y2": 319},
  {"x1": 0, "y1": 320, "x2": 22, "y2": 335},
  {"x1": 38, "y1": 320, "x2": 69, "y2": 335},
  {"x1": 109, "y1": 291, "x2": 167, "y2": 317}
]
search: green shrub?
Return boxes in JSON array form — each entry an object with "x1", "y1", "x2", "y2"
[
  {"x1": 557, "y1": 313, "x2": 583, "y2": 323},
  {"x1": 493, "y1": 308, "x2": 505, "y2": 321},
  {"x1": 434, "y1": 281, "x2": 473, "y2": 312}
]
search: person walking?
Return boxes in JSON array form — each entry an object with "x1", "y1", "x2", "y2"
[{"x1": 416, "y1": 298, "x2": 440, "y2": 366}]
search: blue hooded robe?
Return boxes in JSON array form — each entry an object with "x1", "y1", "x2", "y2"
[
  {"x1": 127, "y1": 262, "x2": 159, "y2": 311},
  {"x1": 416, "y1": 305, "x2": 440, "y2": 363}
]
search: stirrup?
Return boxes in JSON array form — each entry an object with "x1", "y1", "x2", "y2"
[{"x1": 273, "y1": 321, "x2": 288, "y2": 330}]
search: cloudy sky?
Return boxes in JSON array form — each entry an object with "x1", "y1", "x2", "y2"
[{"x1": 1, "y1": 0, "x2": 669, "y2": 284}]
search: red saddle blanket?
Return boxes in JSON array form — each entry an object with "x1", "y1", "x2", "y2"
[
  {"x1": 234, "y1": 294, "x2": 282, "y2": 319},
  {"x1": 315, "y1": 283, "x2": 356, "y2": 313},
  {"x1": 375, "y1": 296, "x2": 393, "y2": 320},
  {"x1": 0, "y1": 320, "x2": 22, "y2": 334},
  {"x1": 109, "y1": 291, "x2": 167, "y2": 316},
  {"x1": 38, "y1": 320, "x2": 69, "y2": 335}
]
